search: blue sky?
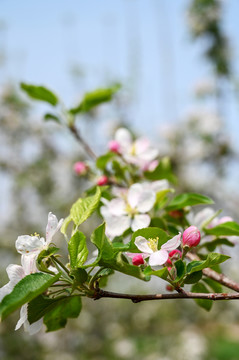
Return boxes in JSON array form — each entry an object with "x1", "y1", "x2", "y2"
[{"x1": 0, "y1": 0, "x2": 239, "y2": 138}]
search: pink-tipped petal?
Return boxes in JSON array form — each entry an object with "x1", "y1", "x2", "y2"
[{"x1": 161, "y1": 233, "x2": 181, "y2": 251}]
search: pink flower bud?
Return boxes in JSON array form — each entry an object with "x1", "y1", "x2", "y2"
[
  {"x1": 97, "y1": 175, "x2": 109, "y2": 186},
  {"x1": 132, "y1": 254, "x2": 145, "y2": 266},
  {"x1": 182, "y1": 226, "x2": 201, "y2": 248},
  {"x1": 108, "y1": 140, "x2": 120, "y2": 153},
  {"x1": 166, "y1": 285, "x2": 174, "y2": 292},
  {"x1": 168, "y1": 249, "x2": 182, "y2": 258},
  {"x1": 73, "y1": 161, "x2": 88, "y2": 175}
]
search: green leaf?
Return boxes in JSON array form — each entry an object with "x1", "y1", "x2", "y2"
[
  {"x1": 187, "y1": 253, "x2": 230, "y2": 274},
  {"x1": 103, "y1": 253, "x2": 149, "y2": 281},
  {"x1": 71, "y1": 187, "x2": 101, "y2": 227},
  {"x1": 44, "y1": 113, "x2": 60, "y2": 123},
  {"x1": 184, "y1": 270, "x2": 202, "y2": 284},
  {"x1": 144, "y1": 157, "x2": 177, "y2": 184},
  {"x1": 69, "y1": 85, "x2": 120, "y2": 114},
  {"x1": 166, "y1": 193, "x2": 214, "y2": 211},
  {"x1": 44, "y1": 296, "x2": 82, "y2": 332},
  {"x1": 20, "y1": 83, "x2": 58, "y2": 106},
  {"x1": 144, "y1": 266, "x2": 168, "y2": 280},
  {"x1": 90, "y1": 223, "x2": 114, "y2": 263},
  {"x1": 173, "y1": 260, "x2": 186, "y2": 283},
  {"x1": 204, "y1": 221, "x2": 239, "y2": 237},
  {"x1": 60, "y1": 215, "x2": 72, "y2": 236},
  {"x1": 0, "y1": 273, "x2": 60, "y2": 321},
  {"x1": 202, "y1": 278, "x2": 222, "y2": 293},
  {"x1": 129, "y1": 227, "x2": 169, "y2": 252},
  {"x1": 68, "y1": 231, "x2": 88, "y2": 268},
  {"x1": 191, "y1": 282, "x2": 213, "y2": 311},
  {"x1": 37, "y1": 247, "x2": 59, "y2": 272},
  {"x1": 70, "y1": 268, "x2": 88, "y2": 285},
  {"x1": 201, "y1": 238, "x2": 234, "y2": 252},
  {"x1": 96, "y1": 153, "x2": 115, "y2": 170}
]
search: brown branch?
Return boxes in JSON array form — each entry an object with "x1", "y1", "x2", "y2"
[
  {"x1": 187, "y1": 252, "x2": 239, "y2": 292},
  {"x1": 92, "y1": 288, "x2": 239, "y2": 303},
  {"x1": 69, "y1": 124, "x2": 97, "y2": 160}
]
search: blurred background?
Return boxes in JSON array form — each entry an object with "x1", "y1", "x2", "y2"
[{"x1": 1, "y1": 0, "x2": 239, "y2": 359}]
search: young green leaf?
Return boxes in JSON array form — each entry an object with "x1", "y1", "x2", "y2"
[
  {"x1": 43, "y1": 296, "x2": 82, "y2": 332},
  {"x1": 144, "y1": 157, "x2": 177, "y2": 184},
  {"x1": 184, "y1": 270, "x2": 202, "y2": 284},
  {"x1": 68, "y1": 231, "x2": 89, "y2": 268},
  {"x1": 166, "y1": 193, "x2": 214, "y2": 211},
  {"x1": 44, "y1": 113, "x2": 60, "y2": 123},
  {"x1": 69, "y1": 85, "x2": 120, "y2": 114},
  {"x1": 191, "y1": 282, "x2": 213, "y2": 311},
  {"x1": 187, "y1": 253, "x2": 230, "y2": 274},
  {"x1": 144, "y1": 266, "x2": 169, "y2": 280},
  {"x1": 71, "y1": 186, "x2": 101, "y2": 227},
  {"x1": 204, "y1": 221, "x2": 239, "y2": 237},
  {"x1": 172, "y1": 260, "x2": 186, "y2": 283},
  {"x1": 0, "y1": 273, "x2": 60, "y2": 321},
  {"x1": 20, "y1": 83, "x2": 58, "y2": 106},
  {"x1": 96, "y1": 152, "x2": 115, "y2": 170}
]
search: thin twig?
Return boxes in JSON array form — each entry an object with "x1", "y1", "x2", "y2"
[
  {"x1": 69, "y1": 124, "x2": 97, "y2": 160},
  {"x1": 186, "y1": 252, "x2": 239, "y2": 293},
  {"x1": 92, "y1": 288, "x2": 239, "y2": 303}
]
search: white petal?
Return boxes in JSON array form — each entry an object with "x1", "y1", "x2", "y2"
[
  {"x1": 46, "y1": 212, "x2": 64, "y2": 244},
  {"x1": 149, "y1": 250, "x2": 169, "y2": 266},
  {"x1": 15, "y1": 304, "x2": 28, "y2": 331},
  {"x1": 134, "y1": 236, "x2": 152, "y2": 254},
  {"x1": 105, "y1": 215, "x2": 131, "y2": 238},
  {"x1": 131, "y1": 214, "x2": 151, "y2": 232},
  {"x1": 135, "y1": 137, "x2": 151, "y2": 155},
  {"x1": 161, "y1": 233, "x2": 181, "y2": 251},
  {"x1": 136, "y1": 190, "x2": 156, "y2": 213},
  {"x1": 16, "y1": 235, "x2": 45, "y2": 255},
  {"x1": 115, "y1": 128, "x2": 132, "y2": 151},
  {"x1": 6, "y1": 264, "x2": 25, "y2": 284},
  {"x1": 139, "y1": 148, "x2": 159, "y2": 162},
  {"x1": 0, "y1": 283, "x2": 13, "y2": 302},
  {"x1": 150, "y1": 180, "x2": 169, "y2": 192},
  {"x1": 21, "y1": 254, "x2": 38, "y2": 275},
  {"x1": 24, "y1": 318, "x2": 43, "y2": 335},
  {"x1": 128, "y1": 183, "x2": 143, "y2": 208},
  {"x1": 108, "y1": 198, "x2": 127, "y2": 216},
  {"x1": 100, "y1": 205, "x2": 111, "y2": 219}
]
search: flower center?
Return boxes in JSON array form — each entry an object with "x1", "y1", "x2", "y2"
[
  {"x1": 125, "y1": 203, "x2": 138, "y2": 216},
  {"x1": 147, "y1": 237, "x2": 159, "y2": 252},
  {"x1": 130, "y1": 143, "x2": 136, "y2": 156}
]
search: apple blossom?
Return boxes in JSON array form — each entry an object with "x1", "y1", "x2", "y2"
[
  {"x1": 16, "y1": 212, "x2": 63, "y2": 258},
  {"x1": 100, "y1": 183, "x2": 156, "y2": 238},
  {"x1": 0, "y1": 256, "x2": 43, "y2": 335},
  {"x1": 114, "y1": 128, "x2": 159, "y2": 168},
  {"x1": 182, "y1": 226, "x2": 201, "y2": 248},
  {"x1": 134, "y1": 233, "x2": 181, "y2": 266}
]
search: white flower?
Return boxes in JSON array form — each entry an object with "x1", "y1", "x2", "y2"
[
  {"x1": 0, "y1": 256, "x2": 43, "y2": 335},
  {"x1": 16, "y1": 212, "x2": 63, "y2": 258},
  {"x1": 115, "y1": 128, "x2": 158, "y2": 168},
  {"x1": 100, "y1": 183, "x2": 156, "y2": 238},
  {"x1": 135, "y1": 233, "x2": 181, "y2": 266}
]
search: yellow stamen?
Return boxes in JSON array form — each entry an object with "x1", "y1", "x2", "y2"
[{"x1": 147, "y1": 237, "x2": 159, "y2": 252}]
